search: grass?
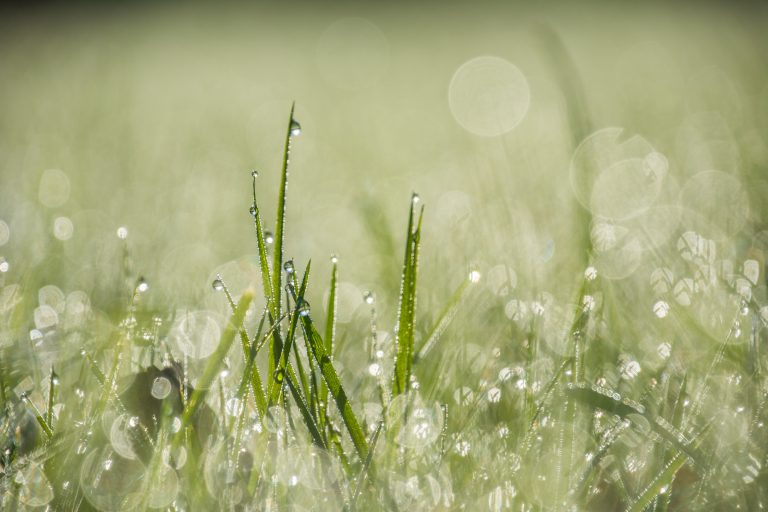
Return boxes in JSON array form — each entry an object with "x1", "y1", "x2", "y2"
[{"x1": 2, "y1": 67, "x2": 768, "y2": 510}]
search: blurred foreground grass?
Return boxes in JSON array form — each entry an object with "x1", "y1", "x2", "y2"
[{"x1": 2, "y1": 1, "x2": 768, "y2": 510}]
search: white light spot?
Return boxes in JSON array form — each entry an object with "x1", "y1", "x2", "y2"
[
  {"x1": 116, "y1": 226, "x2": 129, "y2": 239},
  {"x1": 449, "y1": 56, "x2": 530, "y2": 137},
  {"x1": 653, "y1": 300, "x2": 670, "y2": 318},
  {"x1": 53, "y1": 217, "x2": 73, "y2": 241}
]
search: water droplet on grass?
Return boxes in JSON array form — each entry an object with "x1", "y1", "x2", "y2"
[
  {"x1": 250, "y1": 169, "x2": 259, "y2": 179},
  {"x1": 136, "y1": 277, "x2": 149, "y2": 293},
  {"x1": 116, "y1": 226, "x2": 128, "y2": 239},
  {"x1": 264, "y1": 230, "x2": 274, "y2": 245},
  {"x1": 284, "y1": 260, "x2": 295, "y2": 274},
  {"x1": 363, "y1": 291, "x2": 374, "y2": 304},
  {"x1": 212, "y1": 278, "x2": 224, "y2": 291},
  {"x1": 151, "y1": 376, "x2": 172, "y2": 399},
  {"x1": 330, "y1": 254, "x2": 338, "y2": 264},
  {"x1": 411, "y1": 193, "x2": 420, "y2": 204},
  {"x1": 297, "y1": 299, "x2": 310, "y2": 316},
  {"x1": 584, "y1": 266, "x2": 598, "y2": 281},
  {"x1": 0, "y1": 258, "x2": 9, "y2": 273},
  {"x1": 249, "y1": 205, "x2": 257, "y2": 217},
  {"x1": 290, "y1": 119, "x2": 302, "y2": 136},
  {"x1": 468, "y1": 270, "x2": 481, "y2": 283},
  {"x1": 653, "y1": 300, "x2": 670, "y2": 318}
]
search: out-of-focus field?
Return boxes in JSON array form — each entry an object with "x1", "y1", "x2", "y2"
[
  {"x1": 2, "y1": 2, "x2": 766, "y2": 310},
  {"x1": 3, "y1": 2, "x2": 768, "y2": 510}
]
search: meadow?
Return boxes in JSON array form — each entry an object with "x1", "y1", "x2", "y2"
[{"x1": 1, "y1": 2, "x2": 768, "y2": 510}]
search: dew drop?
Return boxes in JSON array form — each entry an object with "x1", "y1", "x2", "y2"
[
  {"x1": 250, "y1": 169, "x2": 259, "y2": 179},
  {"x1": 284, "y1": 260, "x2": 295, "y2": 275},
  {"x1": 653, "y1": 300, "x2": 670, "y2": 318},
  {"x1": 211, "y1": 278, "x2": 224, "y2": 291},
  {"x1": 368, "y1": 362, "x2": 382, "y2": 376},
  {"x1": 584, "y1": 266, "x2": 598, "y2": 281},
  {"x1": 263, "y1": 231, "x2": 274, "y2": 245},
  {"x1": 582, "y1": 295, "x2": 596, "y2": 312},
  {"x1": 740, "y1": 300, "x2": 750, "y2": 316},
  {"x1": 487, "y1": 387, "x2": 502, "y2": 403},
  {"x1": 363, "y1": 291, "x2": 375, "y2": 305},
  {"x1": 116, "y1": 226, "x2": 129, "y2": 239},
  {"x1": 412, "y1": 193, "x2": 421, "y2": 205},
  {"x1": 249, "y1": 205, "x2": 257, "y2": 218},
  {"x1": 468, "y1": 270, "x2": 482, "y2": 283},
  {"x1": 297, "y1": 299, "x2": 310, "y2": 317},
  {"x1": 151, "y1": 377, "x2": 172, "y2": 399},
  {"x1": 289, "y1": 119, "x2": 302, "y2": 136},
  {"x1": 330, "y1": 254, "x2": 338, "y2": 264},
  {"x1": 136, "y1": 277, "x2": 149, "y2": 293},
  {"x1": 0, "y1": 257, "x2": 8, "y2": 273}
]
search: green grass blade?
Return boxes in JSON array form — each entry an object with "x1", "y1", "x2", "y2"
[
  {"x1": 179, "y1": 289, "x2": 253, "y2": 439},
  {"x1": 282, "y1": 364, "x2": 326, "y2": 449},
  {"x1": 350, "y1": 421, "x2": 384, "y2": 510},
  {"x1": 625, "y1": 451, "x2": 687, "y2": 512},
  {"x1": 393, "y1": 196, "x2": 423, "y2": 397},
  {"x1": 46, "y1": 366, "x2": 58, "y2": 430},
  {"x1": 415, "y1": 276, "x2": 471, "y2": 361},
  {"x1": 218, "y1": 277, "x2": 268, "y2": 417},
  {"x1": 269, "y1": 102, "x2": 296, "y2": 374},
  {"x1": 301, "y1": 316, "x2": 369, "y2": 461}
]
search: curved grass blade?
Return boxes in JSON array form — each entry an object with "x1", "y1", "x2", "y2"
[
  {"x1": 218, "y1": 276, "x2": 267, "y2": 417},
  {"x1": 178, "y1": 289, "x2": 254, "y2": 445},
  {"x1": 625, "y1": 451, "x2": 687, "y2": 512}
]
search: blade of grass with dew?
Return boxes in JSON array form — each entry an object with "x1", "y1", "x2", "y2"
[
  {"x1": 393, "y1": 196, "x2": 423, "y2": 397},
  {"x1": 349, "y1": 421, "x2": 384, "y2": 511},
  {"x1": 20, "y1": 393, "x2": 52, "y2": 439},
  {"x1": 178, "y1": 289, "x2": 253, "y2": 444},
  {"x1": 415, "y1": 275, "x2": 471, "y2": 361},
  {"x1": 320, "y1": 256, "x2": 339, "y2": 432},
  {"x1": 567, "y1": 383, "x2": 706, "y2": 465},
  {"x1": 282, "y1": 364, "x2": 326, "y2": 449},
  {"x1": 269, "y1": 102, "x2": 296, "y2": 378},
  {"x1": 45, "y1": 366, "x2": 57, "y2": 430},
  {"x1": 219, "y1": 276, "x2": 268, "y2": 417},
  {"x1": 300, "y1": 315, "x2": 369, "y2": 461}
]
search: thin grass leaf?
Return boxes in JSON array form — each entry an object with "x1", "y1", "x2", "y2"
[
  {"x1": 21, "y1": 394, "x2": 52, "y2": 439},
  {"x1": 350, "y1": 421, "x2": 384, "y2": 510},
  {"x1": 393, "y1": 197, "x2": 423, "y2": 397},
  {"x1": 46, "y1": 366, "x2": 57, "y2": 430},
  {"x1": 300, "y1": 316, "x2": 369, "y2": 460},
  {"x1": 178, "y1": 289, "x2": 254, "y2": 442},
  {"x1": 320, "y1": 258, "x2": 339, "y2": 428},
  {"x1": 218, "y1": 276, "x2": 268, "y2": 417},
  {"x1": 625, "y1": 451, "x2": 688, "y2": 512},
  {"x1": 269, "y1": 102, "x2": 296, "y2": 376},
  {"x1": 282, "y1": 364, "x2": 326, "y2": 449},
  {"x1": 415, "y1": 276, "x2": 471, "y2": 361}
]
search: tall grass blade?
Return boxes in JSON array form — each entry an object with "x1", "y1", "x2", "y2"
[{"x1": 393, "y1": 196, "x2": 423, "y2": 397}]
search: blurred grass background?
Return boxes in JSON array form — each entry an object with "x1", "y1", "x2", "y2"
[{"x1": 1, "y1": 0, "x2": 767, "y2": 316}]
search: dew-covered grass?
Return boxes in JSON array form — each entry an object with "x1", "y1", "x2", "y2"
[{"x1": 2, "y1": 2, "x2": 768, "y2": 511}]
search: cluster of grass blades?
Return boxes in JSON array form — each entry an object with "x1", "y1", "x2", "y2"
[{"x1": 2, "y1": 101, "x2": 768, "y2": 511}]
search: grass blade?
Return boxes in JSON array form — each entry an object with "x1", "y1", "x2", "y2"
[
  {"x1": 301, "y1": 316, "x2": 369, "y2": 461},
  {"x1": 415, "y1": 275, "x2": 471, "y2": 361},
  {"x1": 393, "y1": 196, "x2": 423, "y2": 397},
  {"x1": 179, "y1": 289, "x2": 254, "y2": 440},
  {"x1": 269, "y1": 102, "x2": 296, "y2": 376}
]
